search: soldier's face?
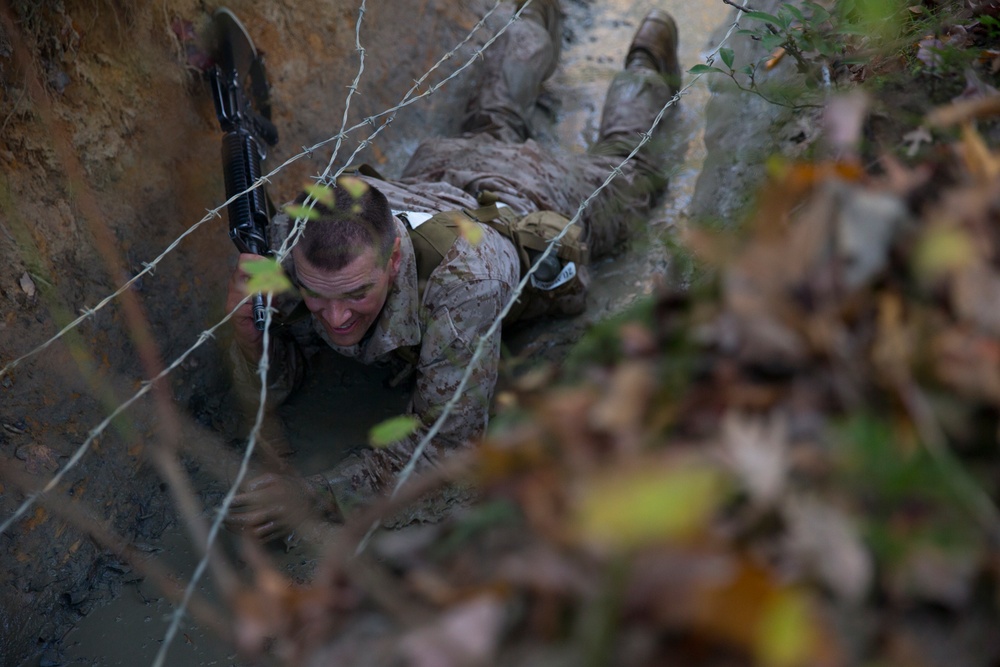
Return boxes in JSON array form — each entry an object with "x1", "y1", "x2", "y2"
[{"x1": 293, "y1": 238, "x2": 402, "y2": 347}]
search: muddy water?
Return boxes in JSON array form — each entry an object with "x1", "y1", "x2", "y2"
[{"x1": 49, "y1": 1, "x2": 726, "y2": 665}]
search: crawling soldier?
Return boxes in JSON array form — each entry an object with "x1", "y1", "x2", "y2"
[{"x1": 223, "y1": 1, "x2": 682, "y2": 541}]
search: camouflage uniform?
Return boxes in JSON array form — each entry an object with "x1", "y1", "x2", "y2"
[{"x1": 232, "y1": 7, "x2": 679, "y2": 515}]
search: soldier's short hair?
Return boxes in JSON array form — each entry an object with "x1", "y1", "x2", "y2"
[{"x1": 294, "y1": 177, "x2": 398, "y2": 271}]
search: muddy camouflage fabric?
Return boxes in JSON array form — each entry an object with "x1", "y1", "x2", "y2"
[{"x1": 231, "y1": 7, "x2": 678, "y2": 516}]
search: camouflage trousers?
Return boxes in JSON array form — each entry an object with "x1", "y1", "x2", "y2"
[{"x1": 398, "y1": 11, "x2": 680, "y2": 259}]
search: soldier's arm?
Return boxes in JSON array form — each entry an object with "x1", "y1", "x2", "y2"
[{"x1": 314, "y1": 277, "x2": 509, "y2": 518}]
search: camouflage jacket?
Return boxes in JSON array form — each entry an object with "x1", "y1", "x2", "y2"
[{"x1": 232, "y1": 177, "x2": 520, "y2": 517}]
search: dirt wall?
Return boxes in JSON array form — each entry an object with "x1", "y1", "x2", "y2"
[{"x1": 0, "y1": 0, "x2": 492, "y2": 663}]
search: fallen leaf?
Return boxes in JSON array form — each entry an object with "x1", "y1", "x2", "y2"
[
  {"x1": 952, "y1": 264, "x2": 1000, "y2": 337},
  {"x1": 888, "y1": 544, "x2": 980, "y2": 608},
  {"x1": 925, "y1": 94, "x2": 1000, "y2": 127},
  {"x1": 589, "y1": 361, "x2": 655, "y2": 440},
  {"x1": 18, "y1": 272, "x2": 35, "y2": 298},
  {"x1": 369, "y1": 415, "x2": 421, "y2": 447},
  {"x1": 755, "y1": 589, "x2": 819, "y2": 667},
  {"x1": 721, "y1": 411, "x2": 789, "y2": 508},
  {"x1": 784, "y1": 497, "x2": 873, "y2": 603},
  {"x1": 958, "y1": 122, "x2": 1000, "y2": 180},
  {"x1": 913, "y1": 225, "x2": 977, "y2": 279},
  {"x1": 824, "y1": 91, "x2": 869, "y2": 157},
  {"x1": 902, "y1": 126, "x2": 932, "y2": 157},
  {"x1": 398, "y1": 595, "x2": 505, "y2": 667},
  {"x1": 765, "y1": 46, "x2": 786, "y2": 70},
  {"x1": 575, "y1": 461, "x2": 727, "y2": 549}
]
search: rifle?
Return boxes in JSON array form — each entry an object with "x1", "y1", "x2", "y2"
[{"x1": 207, "y1": 8, "x2": 279, "y2": 331}]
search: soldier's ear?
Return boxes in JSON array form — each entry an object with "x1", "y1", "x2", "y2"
[{"x1": 388, "y1": 237, "x2": 402, "y2": 277}]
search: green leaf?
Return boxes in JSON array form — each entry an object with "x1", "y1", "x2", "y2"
[
  {"x1": 369, "y1": 415, "x2": 421, "y2": 448},
  {"x1": 804, "y1": 1, "x2": 831, "y2": 25},
  {"x1": 283, "y1": 203, "x2": 320, "y2": 221},
  {"x1": 303, "y1": 182, "x2": 335, "y2": 207},
  {"x1": 338, "y1": 175, "x2": 370, "y2": 200},
  {"x1": 455, "y1": 215, "x2": 484, "y2": 245},
  {"x1": 720, "y1": 47, "x2": 735, "y2": 70},
  {"x1": 575, "y1": 463, "x2": 727, "y2": 549},
  {"x1": 755, "y1": 591, "x2": 816, "y2": 667},
  {"x1": 689, "y1": 64, "x2": 725, "y2": 75},
  {"x1": 243, "y1": 257, "x2": 293, "y2": 295},
  {"x1": 759, "y1": 33, "x2": 786, "y2": 51},
  {"x1": 783, "y1": 3, "x2": 805, "y2": 24},
  {"x1": 745, "y1": 10, "x2": 783, "y2": 26},
  {"x1": 914, "y1": 227, "x2": 976, "y2": 278}
]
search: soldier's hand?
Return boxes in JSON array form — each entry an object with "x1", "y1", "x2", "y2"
[
  {"x1": 224, "y1": 472, "x2": 312, "y2": 543},
  {"x1": 227, "y1": 253, "x2": 266, "y2": 362}
]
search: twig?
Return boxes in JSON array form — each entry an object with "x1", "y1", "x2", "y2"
[
  {"x1": 722, "y1": 0, "x2": 754, "y2": 12},
  {"x1": 0, "y1": 83, "x2": 28, "y2": 137},
  {"x1": 728, "y1": 72, "x2": 824, "y2": 109}
]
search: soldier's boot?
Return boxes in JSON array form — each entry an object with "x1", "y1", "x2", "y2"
[
  {"x1": 516, "y1": 0, "x2": 564, "y2": 80},
  {"x1": 625, "y1": 9, "x2": 681, "y2": 93},
  {"x1": 592, "y1": 8, "x2": 682, "y2": 190}
]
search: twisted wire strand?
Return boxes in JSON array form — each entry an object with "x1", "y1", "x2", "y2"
[
  {"x1": 0, "y1": 0, "x2": 505, "y2": 380},
  {"x1": 153, "y1": 2, "x2": 376, "y2": 659},
  {"x1": 152, "y1": 293, "x2": 276, "y2": 667},
  {"x1": 0, "y1": 0, "x2": 517, "y2": 537}
]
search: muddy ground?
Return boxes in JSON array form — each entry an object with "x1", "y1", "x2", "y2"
[{"x1": 0, "y1": 0, "x2": 720, "y2": 664}]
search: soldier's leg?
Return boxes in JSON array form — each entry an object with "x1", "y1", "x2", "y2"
[
  {"x1": 460, "y1": 0, "x2": 564, "y2": 142},
  {"x1": 582, "y1": 10, "x2": 682, "y2": 257}
]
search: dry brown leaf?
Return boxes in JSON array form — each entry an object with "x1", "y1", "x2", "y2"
[
  {"x1": 783, "y1": 497, "x2": 873, "y2": 603},
  {"x1": 398, "y1": 595, "x2": 505, "y2": 667},
  {"x1": 926, "y1": 94, "x2": 1000, "y2": 127},
  {"x1": 870, "y1": 292, "x2": 914, "y2": 386},
  {"x1": 589, "y1": 361, "x2": 655, "y2": 445},
  {"x1": 887, "y1": 545, "x2": 980, "y2": 608},
  {"x1": 933, "y1": 328, "x2": 1000, "y2": 403},
  {"x1": 720, "y1": 411, "x2": 789, "y2": 508},
  {"x1": 824, "y1": 91, "x2": 870, "y2": 158},
  {"x1": 18, "y1": 272, "x2": 36, "y2": 297},
  {"x1": 951, "y1": 264, "x2": 1000, "y2": 337},
  {"x1": 765, "y1": 46, "x2": 786, "y2": 70},
  {"x1": 957, "y1": 122, "x2": 1000, "y2": 180}
]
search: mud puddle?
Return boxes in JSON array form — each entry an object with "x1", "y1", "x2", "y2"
[
  {"x1": 38, "y1": 1, "x2": 724, "y2": 664},
  {"x1": 55, "y1": 350, "x2": 410, "y2": 666}
]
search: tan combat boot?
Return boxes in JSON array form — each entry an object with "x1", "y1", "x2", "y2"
[{"x1": 626, "y1": 10, "x2": 681, "y2": 92}]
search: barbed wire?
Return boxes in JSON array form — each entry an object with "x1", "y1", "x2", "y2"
[
  {"x1": 1, "y1": 0, "x2": 753, "y2": 658},
  {"x1": 152, "y1": 2, "x2": 377, "y2": 660},
  {"x1": 0, "y1": 0, "x2": 513, "y2": 537},
  {"x1": 0, "y1": 0, "x2": 504, "y2": 380},
  {"x1": 353, "y1": 0, "x2": 753, "y2": 555},
  {"x1": 153, "y1": 293, "x2": 276, "y2": 667}
]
